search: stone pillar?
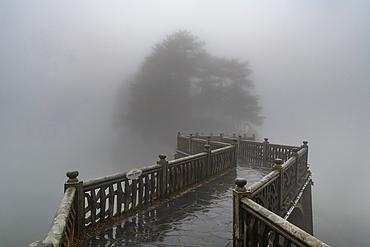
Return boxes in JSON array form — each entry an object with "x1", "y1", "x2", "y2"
[
  {"x1": 175, "y1": 132, "x2": 181, "y2": 159},
  {"x1": 177, "y1": 132, "x2": 180, "y2": 147},
  {"x1": 220, "y1": 133, "x2": 224, "y2": 143},
  {"x1": 233, "y1": 178, "x2": 249, "y2": 247},
  {"x1": 302, "y1": 141, "x2": 309, "y2": 168},
  {"x1": 157, "y1": 154, "x2": 168, "y2": 198},
  {"x1": 204, "y1": 144, "x2": 211, "y2": 178},
  {"x1": 263, "y1": 138, "x2": 269, "y2": 167},
  {"x1": 210, "y1": 132, "x2": 213, "y2": 141},
  {"x1": 273, "y1": 158, "x2": 284, "y2": 211},
  {"x1": 232, "y1": 139, "x2": 238, "y2": 166},
  {"x1": 64, "y1": 171, "x2": 83, "y2": 239},
  {"x1": 207, "y1": 136, "x2": 211, "y2": 145},
  {"x1": 301, "y1": 141, "x2": 308, "y2": 148},
  {"x1": 238, "y1": 135, "x2": 242, "y2": 156},
  {"x1": 189, "y1": 134, "x2": 193, "y2": 154},
  {"x1": 292, "y1": 148, "x2": 299, "y2": 185},
  {"x1": 195, "y1": 132, "x2": 199, "y2": 138}
]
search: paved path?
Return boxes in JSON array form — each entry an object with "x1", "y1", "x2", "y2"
[{"x1": 81, "y1": 162, "x2": 270, "y2": 247}]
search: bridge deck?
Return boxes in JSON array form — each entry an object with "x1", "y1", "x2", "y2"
[{"x1": 81, "y1": 162, "x2": 270, "y2": 247}]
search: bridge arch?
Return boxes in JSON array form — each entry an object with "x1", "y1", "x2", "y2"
[{"x1": 287, "y1": 183, "x2": 313, "y2": 235}]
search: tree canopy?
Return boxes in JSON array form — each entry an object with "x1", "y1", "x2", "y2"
[{"x1": 119, "y1": 30, "x2": 263, "y2": 144}]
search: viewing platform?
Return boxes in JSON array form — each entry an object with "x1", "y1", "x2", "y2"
[
  {"x1": 81, "y1": 161, "x2": 270, "y2": 246},
  {"x1": 30, "y1": 133, "x2": 328, "y2": 247}
]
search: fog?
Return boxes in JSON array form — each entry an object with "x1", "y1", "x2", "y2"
[{"x1": 1, "y1": 1, "x2": 369, "y2": 246}]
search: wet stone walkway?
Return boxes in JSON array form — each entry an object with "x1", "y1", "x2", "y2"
[{"x1": 81, "y1": 162, "x2": 270, "y2": 247}]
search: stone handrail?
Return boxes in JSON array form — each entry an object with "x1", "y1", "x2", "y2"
[
  {"x1": 238, "y1": 197, "x2": 329, "y2": 247},
  {"x1": 29, "y1": 187, "x2": 77, "y2": 247},
  {"x1": 174, "y1": 149, "x2": 190, "y2": 159},
  {"x1": 184, "y1": 132, "x2": 255, "y2": 142}
]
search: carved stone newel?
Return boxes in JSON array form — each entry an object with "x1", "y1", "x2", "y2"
[
  {"x1": 233, "y1": 177, "x2": 248, "y2": 247},
  {"x1": 64, "y1": 170, "x2": 83, "y2": 238},
  {"x1": 157, "y1": 154, "x2": 168, "y2": 197}
]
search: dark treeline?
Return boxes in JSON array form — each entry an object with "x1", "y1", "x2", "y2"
[{"x1": 115, "y1": 30, "x2": 263, "y2": 145}]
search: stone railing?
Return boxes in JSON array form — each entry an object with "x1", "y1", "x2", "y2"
[
  {"x1": 234, "y1": 192, "x2": 328, "y2": 247},
  {"x1": 238, "y1": 137, "x2": 300, "y2": 167},
  {"x1": 232, "y1": 139, "x2": 329, "y2": 246},
  {"x1": 178, "y1": 133, "x2": 310, "y2": 216},
  {"x1": 178, "y1": 133, "x2": 323, "y2": 246},
  {"x1": 244, "y1": 146, "x2": 310, "y2": 217},
  {"x1": 178, "y1": 132, "x2": 298, "y2": 168},
  {"x1": 29, "y1": 133, "x2": 324, "y2": 247},
  {"x1": 29, "y1": 135, "x2": 237, "y2": 246},
  {"x1": 82, "y1": 161, "x2": 163, "y2": 227},
  {"x1": 29, "y1": 172, "x2": 81, "y2": 247},
  {"x1": 190, "y1": 132, "x2": 255, "y2": 142},
  {"x1": 176, "y1": 132, "x2": 233, "y2": 156}
]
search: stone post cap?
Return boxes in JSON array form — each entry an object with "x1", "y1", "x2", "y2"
[
  {"x1": 273, "y1": 158, "x2": 283, "y2": 170},
  {"x1": 235, "y1": 178, "x2": 247, "y2": 192},
  {"x1": 302, "y1": 141, "x2": 308, "y2": 147},
  {"x1": 157, "y1": 154, "x2": 167, "y2": 165},
  {"x1": 66, "y1": 171, "x2": 79, "y2": 183},
  {"x1": 204, "y1": 144, "x2": 210, "y2": 150},
  {"x1": 235, "y1": 178, "x2": 247, "y2": 187},
  {"x1": 159, "y1": 154, "x2": 167, "y2": 160},
  {"x1": 264, "y1": 138, "x2": 269, "y2": 143},
  {"x1": 275, "y1": 158, "x2": 283, "y2": 165}
]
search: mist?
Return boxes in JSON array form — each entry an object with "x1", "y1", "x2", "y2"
[{"x1": 1, "y1": 1, "x2": 369, "y2": 246}]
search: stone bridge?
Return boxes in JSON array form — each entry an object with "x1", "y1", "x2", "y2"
[{"x1": 29, "y1": 133, "x2": 329, "y2": 247}]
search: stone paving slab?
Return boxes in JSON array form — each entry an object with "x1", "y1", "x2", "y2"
[{"x1": 81, "y1": 162, "x2": 270, "y2": 247}]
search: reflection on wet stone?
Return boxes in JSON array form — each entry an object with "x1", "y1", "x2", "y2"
[{"x1": 82, "y1": 163, "x2": 269, "y2": 246}]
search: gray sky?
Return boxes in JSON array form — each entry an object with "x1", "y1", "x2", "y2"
[{"x1": 1, "y1": 1, "x2": 369, "y2": 246}]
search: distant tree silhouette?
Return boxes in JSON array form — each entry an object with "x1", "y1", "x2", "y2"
[{"x1": 118, "y1": 30, "x2": 263, "y2": 144}]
